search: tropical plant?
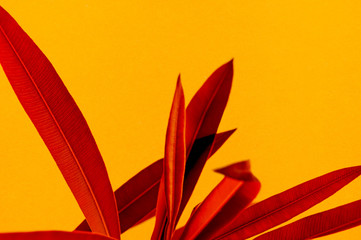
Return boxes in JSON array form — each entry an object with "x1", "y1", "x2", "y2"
[{"x1": 1, "y1": 5, "x2": 361, "y2": 240}]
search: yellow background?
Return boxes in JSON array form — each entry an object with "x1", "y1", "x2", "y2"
[{"x1": 1, "y1": 1, "x2": 361, "y2": 239}]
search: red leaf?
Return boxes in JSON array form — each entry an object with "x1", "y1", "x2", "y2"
[
  {"x1": 0, "y1": 231, "x2": 116, "y2": 240},
  {"x1": 0, "y1": 7, "x2": 120, "y2": 238},
  {"x1": 180, "y1": 161, "x2": 260, "y2": 240},
  {"x1": 76, "y1": 130, "x2": 235, "y2": 233},
  {"x1": 213, "y1": 166, "x2": 361, "y2": 240},
  {"x1": 255, "y1": 199, "x2": 361, "y2": 240},
  {"x1": 186, "y1": 60, "x2": 233, "y2": 156},
  {"x1": 163, "y1": 78, "x2": 186, "y2": 239},
  {"x1": 152, "y1": 78, "x2": 186, "y2": 240}
]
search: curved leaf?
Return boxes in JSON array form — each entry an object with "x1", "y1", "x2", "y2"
[
  {"x1": 255, "y1": 199, "x2": 361, "y2": 240},
  {"x1": 186, "y1": 59, "x2": 233, "y2": 155},
  {"x1": 0, "y1": 7, "x2": 120, "y2": 238},
  {"x1": 214, "y1": 160, "x2": 254, "y2": 181},
  {"x1": 214, "y1": 166, "x2": 361, "y2": 240}
]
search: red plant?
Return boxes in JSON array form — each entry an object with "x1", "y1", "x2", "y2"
[{"x1": 1, "y1": 5, "x2": 361, "y2": 240}]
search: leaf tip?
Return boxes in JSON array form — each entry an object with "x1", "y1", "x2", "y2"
[
  {"x1": 215, "y1": 160, "x2": 257, "y2": 181},
  {"x1": 222, "y1": 58, "x2": 234, "y2": 81},
  {"x1": 227, "y1": 128, "x2": 237, "y2": 135},
  {"x1": 225, "y1": 58, "x2": 234, "y2": 70},
  {"x1": 176, "y1": 75, "x2": 184, "y2": 95}
]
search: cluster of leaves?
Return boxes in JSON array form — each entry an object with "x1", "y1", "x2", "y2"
[{"x1": 1, "y1": 5, "x2": 361, "y2": 240}]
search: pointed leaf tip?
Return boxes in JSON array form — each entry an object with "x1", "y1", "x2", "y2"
[
  {"x1": 210, "y1": 128, "x2": 236, "y2": 155},
  {"x1": 177, "y1": 74, "x2": 181, "y2": 84},
  {"x1": 218, "y1": 128, "x2": 237, "y2": 138},
  {"x1": 215, "y1": 160, "x2": 255, "y2": 181},
  {"x1": 216, "y1": 160, "x2": 251, "y2": 172},
  {"x1": 228, "y1": 58, "x2": 234, "y2": 65}
]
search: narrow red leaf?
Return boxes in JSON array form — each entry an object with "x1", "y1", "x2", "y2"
[
  {"x1": 76, "y1": 130, "x2": 235, "y2": 233},
  {"x1": 214, "y1": 165, "x2": 361, "y2": 240},
  {"x1": 0, "y1": 7, "x2": 120, "y2": 238},
  {"x1": 180, "y1": 161, "x2": 260, "y2": 240},
  {"x1": 186, "y1": 60, "x2": 233, "y2": 156},
  {"x1": 255, "y1": 199, "x2": 361, "y2": 240},
  {"x1": 152, "y1": 78, "x2": 186, "y2": 240},
  {"x1": 163, "y1": 78, "x2": 186, "y2": 239},
  {"x1": 0, "y1": 231, "x2": 116, "y2": 240}
]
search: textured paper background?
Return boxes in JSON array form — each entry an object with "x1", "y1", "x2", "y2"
[{"x1": 1, "y1": 1, "x2": 361, "y2": 239}]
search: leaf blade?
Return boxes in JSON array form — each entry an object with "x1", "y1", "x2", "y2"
[
  {"x1": 0, "y1": 7, "x2": 120, "y2": 238},
  {"x1": 214, "y1": 166, "x2": 361, "y2": 240},
  {"x1": 186, "y1": 60, "x2": 233, "y2": 155},
  {"x1": 163, "y1": 78, "x2": 186, "y2": 239},
  {"x1": 255, "y1": 199, "x2": 361, "y2": 240},
  {"x1": 152, "y1": 78, "x2": 186, "y2": 240}
]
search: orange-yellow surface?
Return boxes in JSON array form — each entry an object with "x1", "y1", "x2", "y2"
[{"x1": 1, "y1": 1, "x2": 361, "y2": 239}]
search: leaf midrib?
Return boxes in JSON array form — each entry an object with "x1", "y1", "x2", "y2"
[{"x1": 0, "y1": 25, "x2": 109, "y2": 236}]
